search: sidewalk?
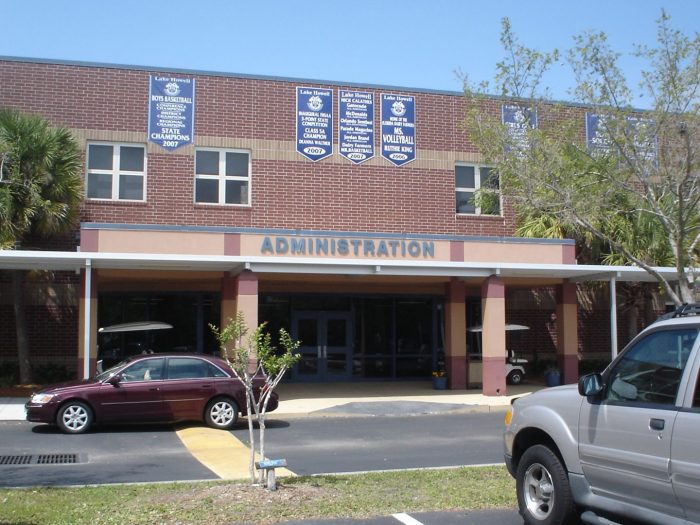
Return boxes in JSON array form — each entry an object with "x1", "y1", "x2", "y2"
[{"x1": 1, "y1": 382, "x2": 541, "y2": 422}]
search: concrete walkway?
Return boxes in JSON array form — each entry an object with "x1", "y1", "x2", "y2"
[{"x1": 2, "y1": 381, "x2": 541, "y2": 422}]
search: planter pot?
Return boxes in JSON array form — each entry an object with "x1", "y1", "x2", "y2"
[
  {"x1": 433, "y1": 376, "x2": 448, "y2": 390},
  {"x1": 544, "y1": 370, "x2": 561, "y2": 387}
]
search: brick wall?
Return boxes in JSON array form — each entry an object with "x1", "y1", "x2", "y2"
[{"x1": 0, "y1": 58, "x2": 528, "y2": 237}]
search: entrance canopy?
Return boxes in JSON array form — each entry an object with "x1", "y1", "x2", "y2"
[{"x1": 0, "y1": 249, "x2": 681, "y2": 283}]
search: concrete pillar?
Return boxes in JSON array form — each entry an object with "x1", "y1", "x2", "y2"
[
  {"x1": 78, "y1": 269, "x2": 98, "y2": 378},
  {"x1": 221, "y1": 270, "x2": 259, "y2": 334},
  {"x1": 235, "y1": 270, "x2": 259, "y2": 330},
  {"x1": 444, "y1": 278, "x2": 467, "y2": 389},
  {"x1": 556, "y1": 282, "x2": 579, "y2": 384},
  {"x1": 481, "y1": 275, "x2": 506, "y2": 396}
]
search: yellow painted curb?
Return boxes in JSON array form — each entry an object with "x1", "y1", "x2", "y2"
[{"x1": 175, "y1": 426, "x2": 295, "y2": 480}]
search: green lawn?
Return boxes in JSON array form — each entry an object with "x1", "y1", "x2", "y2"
[{"x1": 0, "y1": 466, "x2": 515, "y2": 525}]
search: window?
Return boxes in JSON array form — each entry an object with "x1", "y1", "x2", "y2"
[
  {"x1": 455, "y1": 164, "x2": 500, "y2": 215},
  {"x1": 121, "y1": 358, "x2": 165, "y2": 382},
  {"x1": 166, "y1": 357, "x2": 227, "y2": 379},
  {"x1": 86, "y1": 143, "x2": 146, "y2": 201},
  {"x1": 195, "y1": 149, "x2": 250, "y2": 205},
  {"x1": 605, "y1": 328, "x2": 698, "y2": 406}
]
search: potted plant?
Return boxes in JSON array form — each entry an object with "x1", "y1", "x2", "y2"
[
  {"x1": 544, "y1": 365, "x2": 561, "y2": 387},
  {"x1": 432, "y1": 370, "x2": 448, "y2": 390}
]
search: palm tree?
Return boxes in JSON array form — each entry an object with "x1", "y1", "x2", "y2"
[{"x1": 0, "y1": 109, "x2": 83, "y2": 384}]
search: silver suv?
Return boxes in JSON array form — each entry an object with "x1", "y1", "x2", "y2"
[{"x1": 504, "y1": 304, "x2": 700, "y2": 525}]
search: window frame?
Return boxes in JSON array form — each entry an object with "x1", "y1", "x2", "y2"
[
  {"x1": 194, "y1": 148, "x2": 251, "y2": 207},
  {"x1": 86, "y1": 142, "x2": 147, "y2": 202},
  {"x1": 455, "y1": 163, "x2": 501, "y2": 216}
]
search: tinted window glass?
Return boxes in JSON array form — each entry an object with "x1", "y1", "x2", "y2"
[
  {"x1": 455, "y1": 165, "x2": 475, "y2": 188},
  {"x1": 87, "y1": 173, "x2": 112, "y2": 199},
  {"x1": 88, "y1": 145, "x2": 113, "y2": 170},
  {"x1": 606, "y1": 328, "x2": 698, "y2": 405},
  {"x1": 168, "y1": 358, "x2": 210, "y2": 379},
  {"x1": 456, "y1": 191, "x2": 475, "y2": 214},
  {"x1": 120, "y1": 146, "x2": 144, "y2": 171},
  {"x1": 208, "y1": 363, "x2": 228, "y2": 378},
  {"x1": 481, "y1": 167, "x2": 500, "y2": 189},
  {"x1": 225, "y1": 152, "x2": 249, "y2": 177},
  {"x1": 225, "y1": 180, "x2": 248, "y2": 205},
  {"x1": 121, "y1": 358, "x2": 165, "y2": 382},
  {"x1": 119, "y1": 174, "x2": 143, "y2": 200},
  {"x1": 196, "y1": 179, "x2": 218, "y2": 203},
  {"x1": 196, "y1": 151, "x2": 219, "y2": 175}
]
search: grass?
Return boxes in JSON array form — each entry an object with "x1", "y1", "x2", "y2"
[{"x1": 0, "y1": 466, "x2": 515, "y2": 525}]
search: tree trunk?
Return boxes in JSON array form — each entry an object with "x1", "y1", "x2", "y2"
[{"x1": 12, "y1": 269, "x2": 32, "y2": 384}]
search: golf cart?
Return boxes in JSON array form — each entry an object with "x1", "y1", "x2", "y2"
[
  {"x1": 468, "y1": 323, "x2": 530, "y2": 385},
  {"x1": 96, "y1": 321, "x2": 173, "y2": 372}
]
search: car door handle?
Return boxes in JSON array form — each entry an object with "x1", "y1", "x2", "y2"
[
  {"x1": 201, "y1": 384, "x2": 212, "y2": 389},
  {"x1": 149, "y1": 387, "x2": 160, "y2": 392},
  {"x1": 650, "y1": 418, "x2": 665, "y2": 431}
]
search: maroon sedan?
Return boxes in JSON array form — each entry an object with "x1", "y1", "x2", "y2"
[{"x1": 25, "y1": 353, "x2": 277, "y2": 434}]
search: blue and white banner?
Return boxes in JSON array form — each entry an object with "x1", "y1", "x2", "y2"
[
  {"x1": 339, "y1": 90, "x2": 374, "y2": 164},
  {"x1": 381, "y1": 94, "x2": 416, "y2": 166},
  {"x1": 586, "y1": 113, "x2": 656, "y2": 161},
  {"x1": 148, "y1": 76, "x2": 195, "y2": 151},
  {"x1": 585, "y1": 113, "x2": 613, "y2": 154},
  {"x1": 502, "y1": 104, "x2": 537, "y2": 153},
  {"x1": 626, "y1": 116, "x2": 657, "y2": 162},
  {"x1": 296, "y1": 87, "x2": 333, "y2": 162}
]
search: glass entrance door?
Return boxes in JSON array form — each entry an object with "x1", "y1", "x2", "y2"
[{"x1": 292, "y1": 311, "x2": 352, "y2": 381}]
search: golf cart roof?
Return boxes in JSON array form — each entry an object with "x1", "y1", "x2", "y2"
[
  {"x1": 98, "y1": 321, "x2": 173, "y2": 333},
  {"x1": 468, "y1": 324, "x2": 530, "y2": 332}
]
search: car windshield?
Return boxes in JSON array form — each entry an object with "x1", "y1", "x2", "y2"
[{"x1": 94, "y1": 360, "x2": 129, "y2": 382}]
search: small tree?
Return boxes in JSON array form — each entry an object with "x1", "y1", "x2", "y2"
[
  {"x1": 210, "y1": 312, "x2": 300, "y2": 485},
  {"x1": 464, "y1": 13, "x2": 699, "y2": 305}
]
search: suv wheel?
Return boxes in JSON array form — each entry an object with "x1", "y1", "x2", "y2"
[{"x1": 516, "y1": 444, "x2": 576, "y2": 525}]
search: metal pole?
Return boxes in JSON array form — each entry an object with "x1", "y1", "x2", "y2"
[
  {"x1": 610, "y1": 276, "x2": 618, "y2": 359},
  {"x1": 83, "y1": 260, "x2": 92, "y2": 379}
]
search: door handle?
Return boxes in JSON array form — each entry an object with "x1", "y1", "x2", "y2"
[
  {"x1": 318, "y1": 346, "x2": 322, "y2": 359},
  {"x1": 650, "y1": 418, "x2": 665, "y2": 431},
  {"x1": 149, "y1": 387, "x2": 160, "y2": 392}
]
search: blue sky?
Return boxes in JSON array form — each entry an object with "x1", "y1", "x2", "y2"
[{"x1": 2, "y1": 0, "x2": 699, "y2": 102}]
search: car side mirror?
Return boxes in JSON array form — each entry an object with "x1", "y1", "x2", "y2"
[
  {"x1": 578, "y1": 373, "x2": 603, "y2": 397},
  {"x1": 107, "y1": 374, "x2": 122, "y2": 386}
]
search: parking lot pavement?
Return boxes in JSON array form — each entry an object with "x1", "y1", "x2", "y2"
[
  {"x1": 0, "y1": 421, "x2": 217, "y2": 487},
  {"x1": 278, "y1": 509, "x2": 523, "y2": 525}
]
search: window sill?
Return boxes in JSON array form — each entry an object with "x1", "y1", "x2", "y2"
[
  {"x1": 194, "y1": 202, "x2": 252, "y2": 209},
  {"x1": 86, "y1": 199, "x2": 147, "y2": 206},
  {"x1": 456, "y1": 213, "x2": 503, "y2": 219}
]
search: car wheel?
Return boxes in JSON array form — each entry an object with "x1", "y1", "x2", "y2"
[
  {"x1": 205, "y1": 397, "x2": 239, "y2": 430},
  {"x1": 508, "y1": 370, "x2": 523, "y2": 385},
  {"x1": 516, "y1": 445, "x2": 577, "y2": 525},
  {"x1": 57, "y1": 401, "x2": 93, "y2": 434}
]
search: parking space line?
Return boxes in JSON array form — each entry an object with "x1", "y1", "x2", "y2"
[
  {"x1": 175, "y1": 426, "x2": 295, "y2": 480},
  {"x1": 392, "y1": 513, "x2": 425, "y2": 525}
]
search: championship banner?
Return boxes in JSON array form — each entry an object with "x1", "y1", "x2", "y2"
[
  {"x1": 296, "y1": 87, "x2": 333, "y2": 162},
  {"x1": 381, "y1": 94, "x2": 416, "y2": 166},
  {"x1": 148, "y1": 76, "x2": 195, "y2": 151},
  {"x1": 339, "y1": 90, "x2": 374, "y2": 164},
  {"x1": 502, "y1": 104, "x2": 537, "y2": 153},
  {"x1": 585, "y1": 113, "x2": 613, "y2": 154}
]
